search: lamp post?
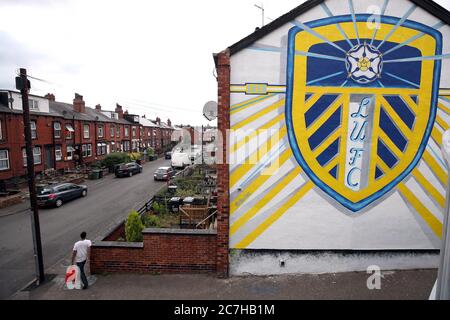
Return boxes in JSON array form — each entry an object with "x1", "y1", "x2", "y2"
[{"x1": 436, "y1": 129, "x2": 450, "y2": 299}]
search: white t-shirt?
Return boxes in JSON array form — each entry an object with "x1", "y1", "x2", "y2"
[{"x1": 73, "y1": 239, "x2": 92, "y2": 263}]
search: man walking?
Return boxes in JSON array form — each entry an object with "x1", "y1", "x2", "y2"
[{"x1": 71, "y1": 231, "x2": 91, "y2": 290}]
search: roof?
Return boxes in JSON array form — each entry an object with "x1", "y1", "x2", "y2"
[
  {"x1": 0, "y1": 101, "x2": 64, "y2": 118},
  {"x1": 139, "y1": 117, "x2": 159, "y2": 128},
  {"x1": 221, "y1": 0, "x2": 450, "y2": 57}
]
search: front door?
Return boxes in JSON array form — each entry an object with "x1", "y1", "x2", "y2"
[{"x1": 44, "y1": 145, "x2": 55, "y2": 170}]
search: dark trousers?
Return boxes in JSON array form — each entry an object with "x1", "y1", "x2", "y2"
[{"x1": 76, "y1": 260, "x2": 88, "y2": 289}]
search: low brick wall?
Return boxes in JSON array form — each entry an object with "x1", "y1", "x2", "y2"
[
  {"x1": 0, "y1": 193, "x2": 23, "y2": 209},
  {"x1": 91, "y1": 228, "x2": 217, "y2": 274}
]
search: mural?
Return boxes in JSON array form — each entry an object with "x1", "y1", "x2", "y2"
[{"x1": 229, "y1": 0, "x2": 450, "y2": 250}]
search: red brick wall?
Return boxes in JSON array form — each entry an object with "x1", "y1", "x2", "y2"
[
  {"x1": 216, "y1": 50, "x2": 231, "y2": 278},
  {"x1": 91, "y1": 229, "x2": 217, "y2": 274}
]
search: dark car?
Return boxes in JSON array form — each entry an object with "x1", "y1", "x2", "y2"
[
  {"x1": 115, "y1": 162, "x2": 143, "y2": 178},
  {"x1": 165, "y1": 151, "x2": 172, "y2": 160},
  {"x1": 154, "y1": 166, "x2": 176, "y2": 181},
  {"x1": 37, "y1": 183, "x2": 88, "y2": 208}
]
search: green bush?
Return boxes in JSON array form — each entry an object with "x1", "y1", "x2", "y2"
[
  {"x1": 125, "y1": 210, "x2": 144, "y2": 242},
  {"x1": 101, "y1": 153, "x2": 131, "y2": 170},
  {"x1": 142, "y1": 214, "x2": 161, "y2": 228},
  {"x1": 152, "y1": 202, "x2": 168, "y2": 215},
  {"x1": 129, "y1": 152, "x2": 142, "y2": 161},
  {"x1": 146, "y1": 147, "x2": 155, "y2": 156}
]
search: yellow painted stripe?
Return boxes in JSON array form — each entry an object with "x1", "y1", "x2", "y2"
[
  {"x1": 431, "y1": 127, "x2": 442, "y2": 146},
  {"x1": 422, "y1": 150, "x2": 447, "y2": 186},
  {"x1": 412, "y1": 169, "x2": 446, "y2": 208},
  {"x1": 400, "y1": 94, "x2": 418, "y2": 114},
  {"x1": 230, "y1": 94, "x2": 276, "y2": 115},
  {"x1": 230, "y1": 127, "x2": 287, "y2": 188},
  {"x1": 398, "y1": 183, "x2": 442, "y2": 238},
  {"x1": 232, "y1": 99, "x2": 285, "y2": 130},
  {"x1": 231, "y1": 167, "x2": 302, "y2": 235},
  {"x1": 378, "y1": 130, "x2": 404, "y2": 159},
  {"x1": 379, "y1": 95, "x2": 412, "y2": 138},
  {"x1": 435, "y1": 115, "x2": 449, "y2": 131},
  {"x1": 230, "y1": 114, "x2": 284, "y2": 154},
  {"x1": 369, "y1": 97, "x2": 382, "y2": 184},
  {"x1": 230, "y1": 149, "x2": 292, "y2": 213},
  {"x1": 312, "y1": 129, "x2": 341, "y2": 157},
  {"x1": 235, "y1": 181, "x2": 314, "y2": 248},
  {"x1": 438, "y1": 102, "x2": 450, "y2": 115},
  {"x1": 307, "y1": 86, "x2": 419, "y2": 95},
  {"x1": 304, "y1": 93, "x2": 322, "y2": 112},
  {"x1": 439, "y1": 89, "x2": 450, "y2": 96},
  {"x1": 306, "y1": 96, "x2": 343, "y2": 138},
  {"x1": 377, "y1": 157, "x2": 391, "y2": 175}
]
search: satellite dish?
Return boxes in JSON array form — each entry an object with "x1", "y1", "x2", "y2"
[{"x1": 203, "y1": 101, "x2": 218, "y2": 121}]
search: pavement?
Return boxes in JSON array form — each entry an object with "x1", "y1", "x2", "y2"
[
  {"x1": 10, "y1": 268, "x2": 437, "y2": 300},
  {"x1": 0, "y1": 158, "x2": 172, "y2": 300}
]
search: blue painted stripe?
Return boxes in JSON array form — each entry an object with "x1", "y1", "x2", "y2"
[
  {"x1": 308, "y1": 107, "x2": 341, "y2": 151},
  {"x1": 329, "y1": 165, "x2": 338, "y2": 179},
  {"x1": 375, "y1": 166, "x2": 384, "y2": 180},
  {"x1": 317, "y1": 139, "x2": 340, "y2": 167},
  {"x1": 378, "y1": 139, "x2": 398, "y2": 168},
  {"x1": 384, "y1": 96, "x2": 415, "y2": 129},
  {"x1": 305, "y1": 95, "x2": 339, "y2": 128},
  {"x1": 380, "y1": 107, "x2": 408, "y2": 152}
]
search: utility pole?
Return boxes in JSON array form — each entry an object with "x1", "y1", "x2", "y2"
[
  {"x1": 201, "y1": 125, "x2": 204, "y2": 165},
  {"x1": 254, "y1": 3, "x2": 265, "y2": 27},
  {"x1": 16, "y1": 68, "x2": 45, "y2": 284}
]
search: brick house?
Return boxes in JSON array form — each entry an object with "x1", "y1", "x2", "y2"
[{"x1": 0, "y1": 90, "x2": 178, "y2": 187}]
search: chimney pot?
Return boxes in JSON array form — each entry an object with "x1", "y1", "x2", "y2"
[
  {"x1": 95, "y1": 104, "x2": 101, "y2": 111},
  {"x1": 45, "y1": 93, "x2": 55, "y2": 101},
  {"x1": 73, "y1": 93, "x2": 86, "y2": 113}
]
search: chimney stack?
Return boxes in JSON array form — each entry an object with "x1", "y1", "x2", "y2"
[
  {"x1": 73, "y1": 93, "x2": 86, "y2": 113},
  {"x1": 115, "y1": 103, "x2": 124, "y2": 119},
  {"x1": 124, "y1": 110, "x2": 129, "y2": 115},
  {"x1": 95, "y1": 104, "x2": 101, "y2": 111},
  {"x1": 45, "y1": 93, "x2": 55, "y2": 101},
  {"x1": 156, "y1": 117, "x2": 161, "y2": 125},
  {"x1": 167, "y1": 119, "x2": 171, "y2": 127}
]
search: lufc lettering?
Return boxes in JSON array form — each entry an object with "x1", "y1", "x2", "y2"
[{"x1": 346, "y1": 96, "x2": 371, "y2": 190}]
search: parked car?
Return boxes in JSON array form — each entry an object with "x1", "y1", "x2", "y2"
[
  {"x1": 165, "y1": 151, "x2": 172, "y2": 160},
  {"x1": 154, "y1": 166, "x2": 176, "y2": 181},
  {"x1": 115, "y1": 162, "x2": 143, "y2": 178},
  {"x1": 171, "y1": 152, "x2": 191, "y2": 169},
  {"x1": 37, "y1": 183, "x2": 88, "y2": 208}
]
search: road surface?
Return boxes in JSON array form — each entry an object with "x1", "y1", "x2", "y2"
[{"x1": 0, "y1": 158, "x2": 171, "y2": 299}]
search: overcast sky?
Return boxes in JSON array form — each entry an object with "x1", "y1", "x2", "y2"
[{"x1": 0, "y1": 0, "x2": 449, "y2": 125}]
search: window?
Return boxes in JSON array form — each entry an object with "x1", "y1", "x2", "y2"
[
  {"x1": 82, "y1": 144, "x2": 92, "y2": 158},
  {"x1": 54, "y1": 122, "x2": 61, "y2": 138},
  {"x1": 110, "y1": 125, "x2": 115, "y2": 138},
  {"x1": 31, "y1": 121, "x2": 37, "y2": 139},
  {"x1": 83, "y1": 124, "x2": 90, "y2": 139},
  {"x1": 65, "y1": 124, "x2": 74, "y2": 139},
  {"x1": 96, "y1": 143, "x2": 107, "y2": 156},
  {"x1": 116, "y1": 126, "x2": 120, "y2": 138},
  {"x1": 55, "y1": 145, "x2": 62, "y2": 161},
  {"x1": 67, "y1": 145, "x2": 74, "y2": 160},
  {"x1": 29, "y1": 99, "x2": 39, "y2": 111},
  {"x1": 123, "y1": 141, "x2": 130, "y2": 152},
  {"x1": 0, "y1": 150, "x2": 9, "y2": 170},
  {"x1": 98, "y1": 125, "x2": 104, "y2": 138},
  {"x1": 132, "y1": 127, "x2": 137, "y2": 137},
  {"x1": 22, "y1": 147, "x2": 41, "y2": 166},
  {"x1": 124, "y1": 126, "x2": 129, "y2": 137}
]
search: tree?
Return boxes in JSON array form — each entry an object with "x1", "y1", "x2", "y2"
[{"x1": 125, "y1": 210, "x2": 144, "y2": 242}]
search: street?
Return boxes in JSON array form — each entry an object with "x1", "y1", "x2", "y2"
[{"x1": 0, "y1": 158, "x2": 171, "y2": 299}]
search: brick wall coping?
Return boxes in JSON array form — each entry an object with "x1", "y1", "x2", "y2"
[
  {"x1": 92, "y1": 241, "x2": 144, "y2": 249},
  {"x1": 142, "y1": 228, "x2": 217, "y2": 236}
]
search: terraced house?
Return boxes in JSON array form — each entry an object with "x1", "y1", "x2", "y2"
[{"x1": 0, "y1": 90, "x2": 175, "y2": 188}]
